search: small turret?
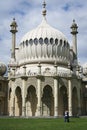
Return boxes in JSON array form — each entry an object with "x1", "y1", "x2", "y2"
[
  {"x1": 71, "y1": 20, "x2": 78, "y2": 35},
  {"x1": 10, "y1": 18, "x2": 18, "y2": 33}
]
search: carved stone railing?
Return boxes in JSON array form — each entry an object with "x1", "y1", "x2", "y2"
[{"x1": 13, "y1": 69, "x2": 72, "y2": 79}]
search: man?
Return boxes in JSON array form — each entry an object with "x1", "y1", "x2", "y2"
[{"x1": 64, "y1": 111, "x2": 69, "y2": 122}]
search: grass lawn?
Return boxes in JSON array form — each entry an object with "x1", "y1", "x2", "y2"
[{"x1": 0, "y1": 117, "x2": 87, "y2": 130}]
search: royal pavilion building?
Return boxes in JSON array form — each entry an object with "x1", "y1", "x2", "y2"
[{"x1": 0, "y1": 1, "x2": 87, "y2": 117}]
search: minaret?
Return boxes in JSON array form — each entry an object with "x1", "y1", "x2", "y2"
[
  {"x1": 71, "y1": 20, "x2": 78, "y2": 61},
  {"x1": 10, "y1": 18, "x2": 18, "y2": 61}
]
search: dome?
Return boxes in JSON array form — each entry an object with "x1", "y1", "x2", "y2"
[
  {"x1": 0, "y1": 62, "x2": 7, "y2": 76},
  {"x1": 17, "y1": 3, "x2": 70, "y2": 66},
  {"x1": 21, "y1": 19, "x2": 67, "y2": 42},
  {"x1": 83, "y1": 63, "x2": 87, "y2": 75}
]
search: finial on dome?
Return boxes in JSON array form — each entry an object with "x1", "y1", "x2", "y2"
[
  {"x1": 13, "y1": 18, "x2": 15, "y2": 21},
  {"x1": 42, "y1": 0, "x2": 47, "y2": 18},
  {"x1": 73, "y1": 19, "x2": 75, "y2": 23}
]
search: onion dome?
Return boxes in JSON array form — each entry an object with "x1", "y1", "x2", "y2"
[
  {"x1": 0, "y1": 62, "x2": 7, "y2": 76},
  {"x1": 21, "y1": 19, "x2": 67, "y2": 42},
  {"x1": 17, "y1": 1, "x2": 70, "y2": 66},
  {"x1": 83, "y1": 63, "x2": 87, "y2": 76}
]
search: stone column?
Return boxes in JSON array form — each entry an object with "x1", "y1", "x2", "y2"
[
  {"x1": 68, "y1": 79, "x2": 72, "y2": 116},
  {"x1": 54, "y1": 76, "x2": 58, "y2": 117},
  {"x1": 77, "y1": 88, "x2": 81, "y2": 116},
  {"x1": 36, "y1": 76, "x2": 42, "y2": 116},
  {"x1": 36, "y1": 63, "x2": 42, "y2": 116},
  {"x1": 10, "y1": 83, "x2": 15, "y2": 116},
  {"x1": 22, "y1": 78, "x2": 27, "y2": 117},
  {"x1": 21, "y1": 67, "x2": 27, "y2": 117},
  {"x1": 11, "y1": 97, "x2": 15, "y2": 116}
]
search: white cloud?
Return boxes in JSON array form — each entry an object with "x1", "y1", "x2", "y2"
[{"x1": 0, "y1": 0, "x2": 87, "y2": 66}]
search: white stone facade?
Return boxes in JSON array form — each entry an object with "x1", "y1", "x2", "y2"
[
  {"x1": 8, "y1": 68, "x2": 82, "y2": 117},
  {"x1": 0, "y1": 1, "x2": 87, "y2": 117}
]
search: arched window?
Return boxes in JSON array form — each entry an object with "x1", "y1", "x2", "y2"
[
  {"x1": 29, "y1": 39, "x2": 33, "y2": 45},
  {"x1": 64, "y1": 41, "x2": 66, "y2": 47},
  {"x1": 26, "y1": 40, "x2": 28, "y2": 46},
  {"x1": 39, "y1": 38, "x2": 43, "y2": 44},
  {"x1": 60, "y1": 39, "x2": 62, "y2": 46},
  {"x1": 34, "y1": 38, "x2": 38, "y2": 45},
  {"x1": 44, "y1": 38, "x2": 48, "y2": 44},
  {"x1": 55, "y1": 38, "x2": 58, "y2": 45},
  {"x1": 50, "y1": 38, "x2": 54, "y2": 44},
  {"x1": 23, "y1": 41, "x2": 25, "y2": 47}
]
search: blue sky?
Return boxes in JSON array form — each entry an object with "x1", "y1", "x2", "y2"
[{"x1": 0, "y1": 0, "x2": 87, "y2": 66}]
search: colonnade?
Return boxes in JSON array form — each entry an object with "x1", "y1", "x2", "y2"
[{"x1": 9, "y1": 75, "x2": 81, "y2": 117}]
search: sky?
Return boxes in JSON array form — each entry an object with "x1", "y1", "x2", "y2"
[{"x1": 0, "y1": 0, "x2": 87, "y2": 66}]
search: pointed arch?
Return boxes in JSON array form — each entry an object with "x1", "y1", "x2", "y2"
[
  {"x1": 42, "y1": 85, "x2": 54, "y2": 116},
  {"x1": 15, "y1": 86, "x2": 22, "y2": 116},
  {"x1": 59, "y1": 86, "x2": 68, "y2": 115},
  {"x1": 72, "y1": 87, "x2": 78, "y2": 116},
  {"x1": 8, "y1": 88, "x2": 12, "y2": 115},
  {"x1": 26, "y1": 85, "x2": 37, "y2": 116}
]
